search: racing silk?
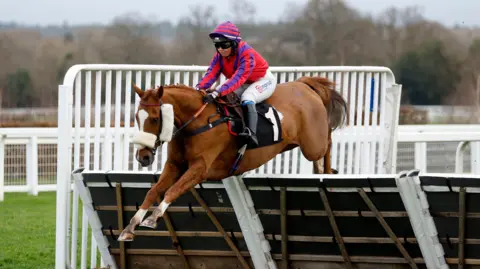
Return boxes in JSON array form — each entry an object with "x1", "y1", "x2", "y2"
[{"x1": 196, "y1": 41, "x2": 269, "y2": 97}]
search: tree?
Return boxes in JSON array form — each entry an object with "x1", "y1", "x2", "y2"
[
  {"x1": 0, "y1": 87, "x2": 3, "y2": 109},
  {"x1": 375, "y1": 6, "x2": 425, "y2": 63},
  {"x1": 283, "y1": 0, "x2": 377, "y2": 65},
  {"x1": 31, "y1": 39, "x2": 67, "y2": 107},
  {"x1": 455, "y1": 38, "x2": 480, "y2": 105},
  {"x1": 467, "y1": 39, "x2": 480, "y2": 75},
  {"x1": 174, "y1": 5, "x2": 218, "y2": 64},
  {"x1": 6, "y1": 68, "x2": 35, "y2": 107},
  {"x1": 393, "y1": 40, "x2": 461, "y2": 105},
  {"x1": 228, "y1": 0, "x2": 256, "y2": 24},
  {"x1": 98, "y1": 13, "x2": 164, "y2": 64}
]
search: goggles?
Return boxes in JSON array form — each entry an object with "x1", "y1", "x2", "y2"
[{"x1": 214, "y1": 41, "x2": 233, "y2": 49}]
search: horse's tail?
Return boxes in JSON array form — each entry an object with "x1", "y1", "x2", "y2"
[{"x1": 296, "y1": 76, "x2": 347, "y2": 130}]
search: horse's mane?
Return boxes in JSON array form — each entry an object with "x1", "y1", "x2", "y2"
[{"x1": 162, "y1": 84, "x2": 197, "y2": 92}]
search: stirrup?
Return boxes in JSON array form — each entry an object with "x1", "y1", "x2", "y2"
[
  {"x1": 238, "y1": 127, "x2": 258, "y2": 146},
  {"x1": 238, "y1": 127, "x2": 253, "y2": 137}
]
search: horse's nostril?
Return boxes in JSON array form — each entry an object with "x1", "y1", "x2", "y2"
[{"x1": 142, "y1": 155, "x2": 150, "y2": 162}]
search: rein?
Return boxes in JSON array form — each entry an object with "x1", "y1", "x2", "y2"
[
  {"x1": 174, "y1": 103, "x2": 208, "y2": 135},
  {"x1": 200, "y1": 88, "x2": 241, "y2": 108}
]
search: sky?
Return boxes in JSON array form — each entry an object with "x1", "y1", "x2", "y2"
[{"x1": 0, "y1": 0, "x2": 478, "y2": 27}]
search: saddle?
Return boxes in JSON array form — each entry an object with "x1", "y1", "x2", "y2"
[
  {"x1": 218, "y1": 92, "x2": 284, "y2": 150},
  {"x1": 216, "y1": 92, "x2": 247, "y2": 128},
  {"x1": 194, "y1": 89, "x2": 283, "y2": 150}
]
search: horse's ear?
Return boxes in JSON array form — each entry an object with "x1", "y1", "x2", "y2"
[
  {"x1": 132, "y1": 83, "x2": 144, "y2": 98},
  {"x1": 157, "y1": 85, "x2": 164, "y2": 99}
]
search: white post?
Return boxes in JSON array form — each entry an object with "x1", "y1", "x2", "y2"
[
  {"x1": 414, "y1": 142, "x2": 427, "y2": 172},
  {"x1": 455, "y1": 142, "x2": 469, "y2": 174},
  {"x1": 223, "y1": 176, "x2": 277, "y2": 269},
  {"x1": 55, "y1": 84, "x2": 73, "y2": 269},
  {"x1": 382, "y1": 84, "x2": 402, "y2": 173},
  {"x1": 27, "y1": 136, "x2": 38, "y2": 196},
  {"x1": 471, "y1": 142, "x2": 480, "y2": 174},
  {"x1": 73, "y1": 169, "x2": 118, "y2": 269},
  {"x1": 0, "y1": 134, "x2": 5, "y2": 202}
]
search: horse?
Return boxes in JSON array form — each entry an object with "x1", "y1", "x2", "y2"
[{"x1": 117, "y1": 75, "x2": 348, "y2": 241}]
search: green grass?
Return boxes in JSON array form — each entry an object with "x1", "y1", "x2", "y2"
[
  {"x1": 0, "y1": 192, "x2": 57, "y2": 269},
  {"x1": 0, "y1": 192, "x2": 107, "y2": 269}
]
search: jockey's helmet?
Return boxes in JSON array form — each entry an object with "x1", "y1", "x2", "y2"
[{"x1": 209, "y1": 21, "x2": 241, "y2": 44}]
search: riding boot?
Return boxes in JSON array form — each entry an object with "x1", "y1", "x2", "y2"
[{"x1": 239, "y1": 102, "x2": 259, "y2": 146}]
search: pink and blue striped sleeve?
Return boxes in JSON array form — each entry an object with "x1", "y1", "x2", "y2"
[{"x1": 196, "y1": 53, "x2": 222, "y2": 90}]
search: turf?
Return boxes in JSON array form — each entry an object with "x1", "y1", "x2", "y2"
[
  {"x1": 0, "y1": 192, "x2": 100, "y2": 269},
  {"x1": 0, "y1": 192, "x2": 57, "y2": 269}
]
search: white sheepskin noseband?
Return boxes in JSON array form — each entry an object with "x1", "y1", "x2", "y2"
[
  {"x1": 132, "y1": 103, "x2": 175, "y2": 149},
  {"x1": 132, "y1": 131, "x2": 157, "y2": 149},
  {"x1": 159, "y1": 104, "x2": 174, "y2": 142}
]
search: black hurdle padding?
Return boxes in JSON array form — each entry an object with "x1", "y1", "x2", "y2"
[
  {"x1": 82, "y1": 171, "x2": 248, "y2": 253},
  {"x1": 85, "y1": 170, "x2": 480, "y2": 262},
  {"x1": 419, "y1": 174, "x2": 480, "y2": 189},
  {"x1": 415, "y1": 173, "x2": 480, "y2": 260},
  {"x1": 82, "y1": 171, "x2": 161, "y2": 184},
  {"x1": 243, "y1": 174, "x2": 422, "y2": 259}
]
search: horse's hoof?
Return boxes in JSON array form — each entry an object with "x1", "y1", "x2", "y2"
[
  {"x1": 139, "y1": 217, "x2": 158, "y2": 229},
  {"x1": 118, "y1": 230, "x2": 135, "y2": 241}
]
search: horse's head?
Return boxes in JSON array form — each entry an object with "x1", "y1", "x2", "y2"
[{"x1": 132, "y1": 84, "x2": 174, "y2": 167}]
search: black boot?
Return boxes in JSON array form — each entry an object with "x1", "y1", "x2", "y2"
[{"x1": 239, "y1": 102, "x2": 259, "y2": 147}]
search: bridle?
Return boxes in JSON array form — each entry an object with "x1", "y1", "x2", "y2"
[{"x1": 138, "y1": 98, "x2": 208, "y2": 156}]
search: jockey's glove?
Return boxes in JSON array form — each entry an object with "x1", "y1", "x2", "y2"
[{"x1": 203, "y1": 91, "x2": 219, "y2": 104}]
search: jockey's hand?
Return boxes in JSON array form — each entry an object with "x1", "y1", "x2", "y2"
[{"x1": 203, "y1": 91, "x2": 219, "y2": 104}]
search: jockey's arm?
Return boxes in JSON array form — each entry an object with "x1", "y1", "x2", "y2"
[
  {"x1": 216, "y1": 51, "x2": 255, "y2": 97},
  {"x1": 196, "y1": 53, "x2": 222, "y2": 90}
]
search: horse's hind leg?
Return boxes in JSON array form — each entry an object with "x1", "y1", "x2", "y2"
[
  {"x1": 313, "y1": 160, "x2": 323, "y2": 174},
  {"x1": 310, "y1": 128, "x2": 335, "y2": 175},
  {"x1": 325, "y1": 128, "x2": 339, "y2": 174},
  {"x1": 323, "y1": 128, "x2": 332, "y2": 174}
]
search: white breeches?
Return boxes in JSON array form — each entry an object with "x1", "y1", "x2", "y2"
[{"x1": 216, "y1": 70, "x2": 277, "y2": 104}]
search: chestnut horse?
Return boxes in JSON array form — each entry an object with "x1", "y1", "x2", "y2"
[{"x1": 118, "y1": 75, "x2": 347, "y2": 241}]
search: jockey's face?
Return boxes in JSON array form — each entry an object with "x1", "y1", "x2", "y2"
[{"x1": 215, "y1": 41, "x2": 233, "y2": 57}]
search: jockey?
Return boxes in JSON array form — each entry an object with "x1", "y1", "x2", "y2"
[{"x1": 196, "y1": 21, "x2": 277, "y2": 147}]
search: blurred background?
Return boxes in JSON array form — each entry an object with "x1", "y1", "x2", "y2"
[
  {"x1": 1, "y1": 0, "x2": 480, "y2": 126},
  {"x1": 2, "y1": 3, "x2": 480, "y2": 268}
]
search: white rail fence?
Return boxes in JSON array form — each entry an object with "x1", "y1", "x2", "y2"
[{"x1": 1, "y1": 124, "x2": 479, "y2": 201}]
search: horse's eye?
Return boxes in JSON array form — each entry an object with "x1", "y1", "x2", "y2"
[{"x1": 150, "y1": 117, "x2": 160, "y2": 124}]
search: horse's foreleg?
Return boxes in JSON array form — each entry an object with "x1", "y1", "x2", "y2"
[
  {"x1": 140, "y1": 157, "x2": 208, "y2": 229},
  {"x1": 118, "y1": 162, "x2": 181, "y2": 241}
]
